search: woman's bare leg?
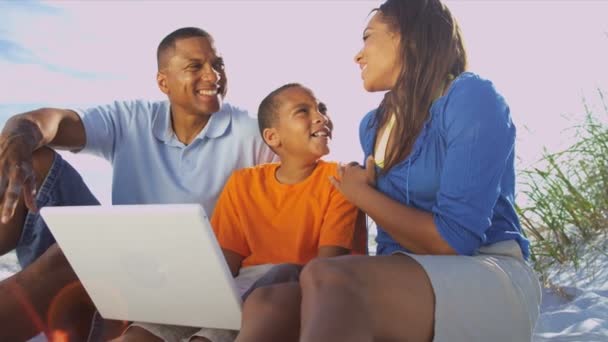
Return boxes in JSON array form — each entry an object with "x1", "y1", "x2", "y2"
[{"x1": 299, "y1": 254, "x2": 435, "y2": 342}]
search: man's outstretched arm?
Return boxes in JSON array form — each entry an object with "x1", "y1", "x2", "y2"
[{"x1": 0, "y1": 108, "x2": 86, "y2": 223}]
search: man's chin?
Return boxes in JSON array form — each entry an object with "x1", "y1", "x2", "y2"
[{"x1": 196, "y1": 101, "x2": 222, "y2": 116}]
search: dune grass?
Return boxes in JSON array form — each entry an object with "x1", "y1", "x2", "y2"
[{"x1": 516, "y1": 89, "x2": 608, "y2": 283}]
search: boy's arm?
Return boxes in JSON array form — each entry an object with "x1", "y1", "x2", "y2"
[
  {"x1": 212, "y1": 173, "x2": 251, "y2": 276},
  {"x1": 222, "y1": 248, "x2": 245, "y2": 277},
  {"x1": 317, "y1": 172, "x2": 361, "y2": 257},
  {"x1": 317, "y1": 246, "x2": 350, "y2": 258},
  {"x1": 351, "y1": 209, "x2": 368, "y2": 255},
  {"x1": 318, "y1": 209, "x2": 367, "y2": 257}
]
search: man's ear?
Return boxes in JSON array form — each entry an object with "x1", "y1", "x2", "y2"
[
  {"x1": 263, "y1": 127, "x2": 280, "y2": 149},
  {"x1": 157, "y1": 72, "x2": 169, "y2": 95}
]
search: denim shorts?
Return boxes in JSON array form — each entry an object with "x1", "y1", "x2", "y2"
[{"x1": 16, "y1": 152, "x2": 99, "y2": 268}]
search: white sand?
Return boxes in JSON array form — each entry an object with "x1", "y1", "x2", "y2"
[{"x1": 533, "y1": 251, "x2": 608, "y2": 341}]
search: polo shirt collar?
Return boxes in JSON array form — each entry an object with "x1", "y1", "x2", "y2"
[{"x1": 152, "y1": 102, "x2": 232, "y2": 144}]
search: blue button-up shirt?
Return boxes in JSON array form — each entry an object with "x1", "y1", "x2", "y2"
[
  {"x1": 360, "y1": 72, "x2": 530, "y2": 259},
  {"x1": 76, "y1": 100, "x2": 276, "y2": 215}
]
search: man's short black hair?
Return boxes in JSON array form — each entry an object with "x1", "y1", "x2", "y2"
[
  {"x1": 257, "y1": 83, "x2": 303, "y2": 137},
  {"x1": 157, "y1": 27, "x2": 211, "y2": 70}
]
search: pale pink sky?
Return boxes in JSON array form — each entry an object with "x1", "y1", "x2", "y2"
[{"x1": 1, "y1": 0, "x2": 607, "y2": 204}]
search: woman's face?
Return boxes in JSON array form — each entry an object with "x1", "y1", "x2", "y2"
[{"x1": 354, "y1": 12, "x2": 402, "y2": 92}]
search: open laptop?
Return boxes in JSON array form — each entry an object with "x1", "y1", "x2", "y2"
[{"x1": 40, "y1": 204, "x2": 242, "y2": 330}]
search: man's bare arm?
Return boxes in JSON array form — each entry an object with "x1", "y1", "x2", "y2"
[{"x1": 0, "y1": 108, "x2": 86, "y2": 222}]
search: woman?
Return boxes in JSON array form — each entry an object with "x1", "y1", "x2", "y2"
[{"x1": 236, "y1": 1, "x2": 541, "y2": 341}]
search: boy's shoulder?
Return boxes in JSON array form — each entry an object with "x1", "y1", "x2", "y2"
[
  {"x1": 305, "y1": 160, "x2": 341, "y2": 182},
  {"x1": 316, "y1": 160, "x2": 339, "y2": 172},
  {"x1": 230, "y1": 162, "x2": 279, "y2": 182}
]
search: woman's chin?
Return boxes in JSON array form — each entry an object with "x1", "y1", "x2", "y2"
[{"x1": 363, "y1": 82, "x2": 382, "y2": 93}]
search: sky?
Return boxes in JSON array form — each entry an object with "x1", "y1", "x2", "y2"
[{"x1": 1, "y1": 0, "x2": 607, "y2": 204}]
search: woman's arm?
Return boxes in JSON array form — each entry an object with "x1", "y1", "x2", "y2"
[
  {"x1": 354, "y1": 181, "x2": 455, "y2": 255},
  {"x1": 331, "y1": 157, "x2": 456, "y2": 255}
]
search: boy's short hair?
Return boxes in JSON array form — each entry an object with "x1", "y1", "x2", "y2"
[{"x1": 257, "y1": 83, "x2": 303, "y2": 137}]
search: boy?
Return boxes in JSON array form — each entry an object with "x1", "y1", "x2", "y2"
[{"x1": 119, "y1": 83, "x2": 364, "y2": 342}]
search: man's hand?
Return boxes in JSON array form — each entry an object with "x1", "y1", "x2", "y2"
[
  {"x1": 329, "y1": 156, "x2": 377, "y2": 205},
  {"x1": 0, "y1": 124, "x2": 42, "y2": 223}
]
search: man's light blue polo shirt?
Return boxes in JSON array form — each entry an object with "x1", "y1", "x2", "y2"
[{"x1": 75, "y1": 100, "x2": 276, "y2": 215}]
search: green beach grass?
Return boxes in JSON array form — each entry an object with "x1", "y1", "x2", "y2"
[{"x1": 517, "y1": 89, "x2": 608, "y2": 283}]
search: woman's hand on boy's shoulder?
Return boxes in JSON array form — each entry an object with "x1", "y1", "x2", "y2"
[{"x1": 329, "y1": 156, "x2": 376, "y2": 202}]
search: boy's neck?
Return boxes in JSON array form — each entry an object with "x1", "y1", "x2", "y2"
[{"x1": 275, "y1": 157, "x2": 320, "y2": 185}]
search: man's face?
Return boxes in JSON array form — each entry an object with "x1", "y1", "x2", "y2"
[{"x1": 157, "y1": 36, "x2": 226, "y2": 117}]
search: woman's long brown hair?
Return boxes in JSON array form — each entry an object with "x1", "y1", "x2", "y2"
[{"x1": 374, "y1": 0, "x2": 467, "y2": 172}]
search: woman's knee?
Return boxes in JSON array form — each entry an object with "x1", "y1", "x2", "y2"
[{"x1": 300, "y1": 258, "x2": 358, "y2": 292}]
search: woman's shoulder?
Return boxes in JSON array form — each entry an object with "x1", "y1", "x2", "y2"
[
  {"x1": 358, "y1": 109, "x2": 378, "y2": 138},
  {"x1": 439, "y1": 72, "x2": 510, "y2": 128},
  {"x1": 447, "y1": 72, "x2": 502, "y2": 99},
  {"x1": 359, "y1": 109, "x2": 377, "y2": 128}
]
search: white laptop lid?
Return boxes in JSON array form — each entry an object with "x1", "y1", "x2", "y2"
[{"x1": 40, "y1": 204, "x2": 242, "y2": 330}]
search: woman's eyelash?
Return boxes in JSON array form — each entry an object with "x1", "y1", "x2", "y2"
[
  {"x1": 213, "y1": 58, "x2": 225, "y2": 69},
  {"x1": 318, "y1": 103, "x2": 327, "y2": 114}
]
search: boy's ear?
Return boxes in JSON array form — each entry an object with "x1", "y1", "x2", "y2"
[
  {"x1": 157, "y1": 72, "x2": 169, "y2": 95},
  {"x1": 263, "y1": 127, "x2": 280, "y2": 149}
]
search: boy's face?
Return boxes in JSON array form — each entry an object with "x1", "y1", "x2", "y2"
[{"x1": 267, "y1": 86, "x2": 332, "y2": 160}]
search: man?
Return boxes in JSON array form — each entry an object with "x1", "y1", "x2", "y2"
[{"x1": 0, "y1": 27, "x2": 275, "y2": 341}]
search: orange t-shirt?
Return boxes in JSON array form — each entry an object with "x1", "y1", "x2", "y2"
[{"x1": 211, "y1": 160, "x2": 358, "y2": 268}]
